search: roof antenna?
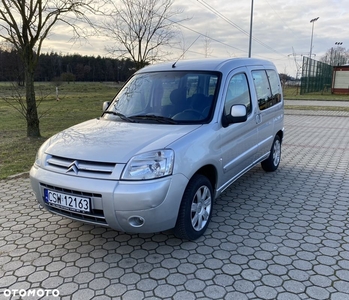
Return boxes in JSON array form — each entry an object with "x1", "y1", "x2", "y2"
[{"x1": 172, "y1": 35, "x2": 201, "y2": 68}]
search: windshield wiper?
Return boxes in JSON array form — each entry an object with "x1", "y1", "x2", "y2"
[
  {"x1": 130, "y1": 114, "x2": 178, "y2": 124},
  {"x1": 103, "y1": 111, "x2": 136, "y2": 122}
]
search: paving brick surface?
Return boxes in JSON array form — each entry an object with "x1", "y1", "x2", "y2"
[{"x1": 0, "y1": 111, "x2": 349, "y2": 299}]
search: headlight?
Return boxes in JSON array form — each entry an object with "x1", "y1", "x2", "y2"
[
  {"x1": 121, "y1": 150, "x2": 174, "y2": 180},
  {"x1": 34, "y1": 139, "x2": 50, "y2": 167}
]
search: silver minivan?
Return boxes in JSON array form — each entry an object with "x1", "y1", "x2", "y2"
[{"x1": 30, "y1": 58, "x2": 284, "y2": 240}]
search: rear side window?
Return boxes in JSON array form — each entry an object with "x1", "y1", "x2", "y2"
[
  {"x1": 266, "y1": 70, "x2": 282, "y2": 105},
  {"x1": 252, "y1": 69, "x2": 281, "y2": 111}
]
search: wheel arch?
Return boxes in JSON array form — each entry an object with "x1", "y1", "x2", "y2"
[
  {"x1": 193, "y1": 164, "x2": 217, "y2": 197},
  {"x1": 277, "y1": 129, "x2": 284, "y2": 143}
]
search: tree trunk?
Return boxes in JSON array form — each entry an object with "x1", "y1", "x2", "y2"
[{"x1": 25, "y1": 67, "x2": 41, "y2": 137}]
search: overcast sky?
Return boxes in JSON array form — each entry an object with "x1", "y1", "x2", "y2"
[{"x1": 42, "y1": 0, "x2": 349, "y2": 78}]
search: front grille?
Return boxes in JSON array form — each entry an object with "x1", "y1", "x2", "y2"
[
  {"x1": 46, "y1": 155, "x2": 117, "y2": 179},
  {"x1": 41, "y1": 183, "x2": 108, "y2": 226}
]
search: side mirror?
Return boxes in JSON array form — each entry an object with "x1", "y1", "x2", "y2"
[
  {"x1": 231, "y1": 105, "x2": 247, "y2": 121},
  {"x1": 222, "y1": 104, "x2": 247, "y2": 127},
  {"x1": 103, "y1": 101, "x2": 110, "y2": 112}
]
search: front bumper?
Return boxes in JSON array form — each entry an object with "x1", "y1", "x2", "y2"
[{"x1": 30, "y1": 165, "x2": 188, "y2": 233}]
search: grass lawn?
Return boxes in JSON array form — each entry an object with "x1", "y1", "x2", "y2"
[
  {"x1": 0, "y1": 83, "x2": 348, "y2": 180},
  {"x1": 0, "y1": 81, "x2": 120, "y2": 180},
  {"x1": 283, "y1": 85, "x2": 349, "y2": 100}
]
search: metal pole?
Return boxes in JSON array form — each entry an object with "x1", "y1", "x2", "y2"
[
  {"x1": 309, "y1": 17, "x2": 319, "y2": 58},
  {"x1": 307, "y1": 17, "x2": 318, "y2": 93},
  {"x1": 248, "y1": 0, "x2": 254, "y2": 58}
]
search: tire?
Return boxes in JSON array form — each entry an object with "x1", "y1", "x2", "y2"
[
  {"x1": 261, "y1": 135, "x2": 281, "y2": 172},
  {"x1": 174, "y1": 174, "x2": 213, "y2": 240}
]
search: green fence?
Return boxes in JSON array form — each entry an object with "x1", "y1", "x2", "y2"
[{"x1": 300, "y1": 57, "x2": 333, "y2": 94}]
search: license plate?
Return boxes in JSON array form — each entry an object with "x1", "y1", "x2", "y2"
[{"x1": 44, "y1": 189, "x2": 91, "y2": 213}]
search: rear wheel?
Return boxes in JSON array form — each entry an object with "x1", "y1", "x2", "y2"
[
  {"x1": 174, "y1": 174, "x2": 213, "y2": 240},
  {"x1": 261, "y1": 135, "x2": 281, "y2": 172}
]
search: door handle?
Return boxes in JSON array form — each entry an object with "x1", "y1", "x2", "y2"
[{"x1": 255, "y1": 113, "x2": 262, "y2": 124}]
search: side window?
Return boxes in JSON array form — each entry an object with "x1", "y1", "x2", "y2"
[
  {"x1": 224, "y1": 73, "x2": 251, "y2": 115},
  {"x1": 252, "y1": 69, "x2": 281, "y2": 111},
  {"x1": 251, "y1": 70, "x2": 271, "y2": 111},
  {"x1": 266, "y1": 69, "x2": 282, "y2": 105}
]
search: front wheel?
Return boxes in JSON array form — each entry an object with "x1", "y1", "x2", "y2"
[
  {"x1": 261, "y1": 135, "x2": 281, "y2": 172},
  {"x1": 174, "y1": 174, "x2": 213, "y2": 240}
]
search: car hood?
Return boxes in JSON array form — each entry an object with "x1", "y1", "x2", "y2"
[{"x1": 45, "y1": 118, "x2": 201, "y2": 163}]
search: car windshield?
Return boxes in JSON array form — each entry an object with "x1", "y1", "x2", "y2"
[{"x1": 103, "y1": 71, "x2": 220, "y2": 123}]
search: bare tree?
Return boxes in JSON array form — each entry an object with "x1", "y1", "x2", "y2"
[
  {"x1": 320, "y1": 46, "x2": 349, "y2": 66},
  {"x1": 0, "y1": 0, "x2": 98, "y2": 137},
  {"x1": 103, "y1": 0, "x2": 185, "y2": 70},
  {"x1": 1, "y1": 81, "x2": 57, "y2": 122}
]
